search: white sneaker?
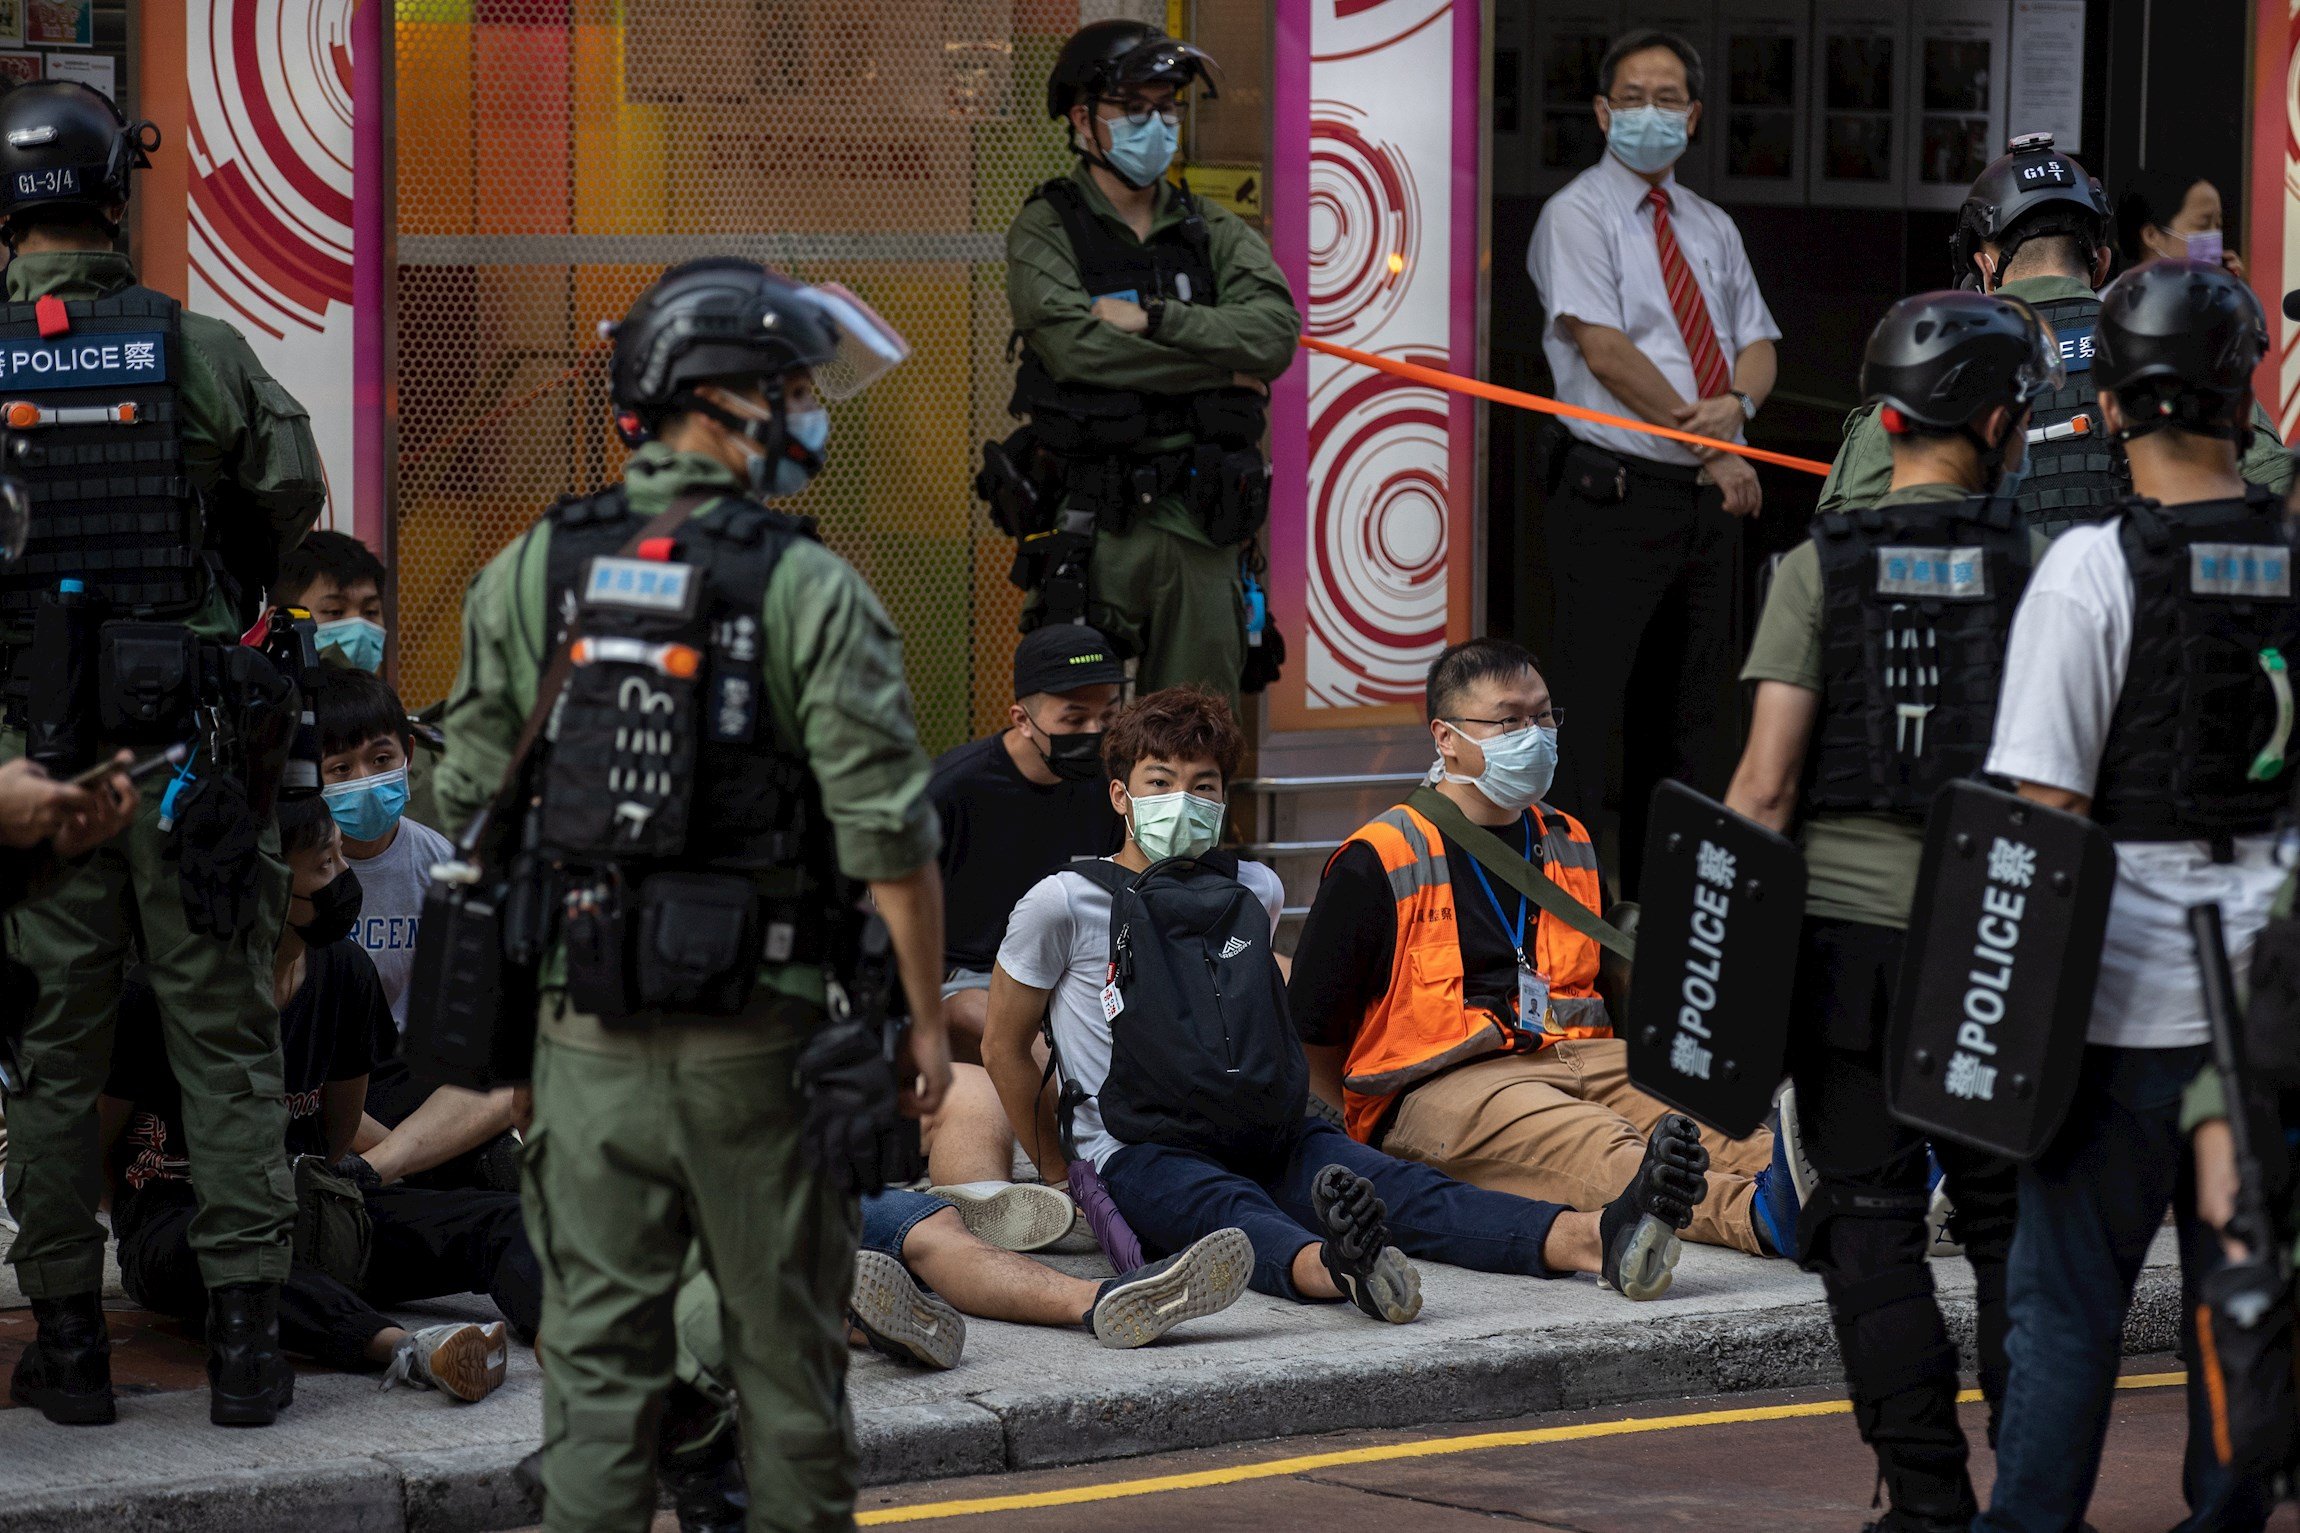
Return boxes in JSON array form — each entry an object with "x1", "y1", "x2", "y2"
[
  {"x1": 381, "y1": 1321, "x2": 509, "y2": 1402},
  {"x1": 928, "y1": 1181, "x2": 1077, "y2": 1253},
  {"x1": 849, "y1": 1250, "x2": 965, "y2": 1370}
]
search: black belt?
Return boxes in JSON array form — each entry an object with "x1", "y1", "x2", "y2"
[{"x1": 1575, "y1": 438, "x2": 1709, "y2": 486}]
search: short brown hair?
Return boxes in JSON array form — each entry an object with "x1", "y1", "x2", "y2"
[{"x1": 1101, "y1": 685, "x2": 1245, "y2": 786}]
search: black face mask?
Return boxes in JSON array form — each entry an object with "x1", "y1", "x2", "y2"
[
  {"x1": 293, "y1": 868, "x2": 364, "y2": 948},
  {"x1": 1031, "y1": 723, "x2": 1106, "y2": 783}
]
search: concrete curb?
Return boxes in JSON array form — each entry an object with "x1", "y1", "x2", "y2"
[{"x1": 0, "y1": 1267, "x2": 2185, "y2": 1533}]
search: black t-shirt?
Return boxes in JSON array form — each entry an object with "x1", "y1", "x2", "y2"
[
  {"x1": 1287, "y1": 822, "x2": 1530, "y2": 1048},
  {"x1": 106, "y1": 941, "x2": 387, "y2": 1224},
  {"x1": 930, "y1": 731, "x2": 1123, "y2": 972}
]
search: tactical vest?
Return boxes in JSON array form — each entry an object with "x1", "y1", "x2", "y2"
[
  {"x1": 2018, "y1": 292, "x2": 2124, "y2": 539},
  {"x1": 2092, "y1": 488, "x2": 2300, "y2": 843},
  {"x1": 535, "y1": 486, "x2": 837, "y2": 998},
  {"x1": 1807, "y1": 495, "x2": 2033, "y2": 816},
  {"x1": 0, "y1": 286, "x2": 201, "y2": 623}
]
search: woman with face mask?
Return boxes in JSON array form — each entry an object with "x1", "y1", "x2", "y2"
[{"x1": 2117, "y1": 169, "x2": 2245, "y2": 278}]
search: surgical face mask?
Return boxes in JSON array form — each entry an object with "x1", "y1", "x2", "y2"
[
  {"x1": 293, "y1": 867, "x2": 364, "y2": 948},
  {"x1": 2186, "y1": 229, "x2": 2225, "y2": 266},
  {"x1": 722, "y1": 392, "x2": 830, "y2": 499},
  {"x1": 322, "y1": 764, "x2": 409, "y2": 843},
  {"x1": 1605, "y1": 104, "x2": 1691, "y2": 176},
  {"x1": 1126, "y1": 789, "x2": 1224, "y2": 861},
  {"x1": 1100, "y1": 112, "x2": 1179, "y2": 188},
  {"x1": 314, "y1": 616, "x2": 386, "y2": 673},
  {"x1": 1028, "y1": 717, "x2": 1106, "y2": 783},
  {"x1": 1440, "y1": 722, "x2": 1559, "y2": 813}
]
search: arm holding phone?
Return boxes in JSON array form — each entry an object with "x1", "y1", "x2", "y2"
[{"x1": 0, "y1": 748, "x2": 142, "y2": 866}]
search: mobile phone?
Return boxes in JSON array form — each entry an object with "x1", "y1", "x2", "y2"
[{"x1": 68, "y1": 741, "x2": 190, "y2": 790}]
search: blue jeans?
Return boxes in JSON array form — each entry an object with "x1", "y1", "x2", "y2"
[
  {"x1": 1100, "y1": 1118, "x2": 1565, "y2": 1300},
  {"x1": 1977, "y1": 1045, "x2": 2273, "y2": 1533},
  {"x1": 859, "y1": 1189, "x2": 952, "y2": 1260}
]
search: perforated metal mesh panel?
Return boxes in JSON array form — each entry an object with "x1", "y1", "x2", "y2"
[{"x1": 391, "y1": 2, "x2": 1086, "y2": 748}]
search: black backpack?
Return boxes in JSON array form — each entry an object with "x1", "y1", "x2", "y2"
[{"x1": 1067, "y1": 854, "x2": 1309, "y2": 1166}]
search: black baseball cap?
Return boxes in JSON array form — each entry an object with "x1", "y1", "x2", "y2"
[{"x1": 1013, "y1": 624, "x2": 1125, "y2": 698}]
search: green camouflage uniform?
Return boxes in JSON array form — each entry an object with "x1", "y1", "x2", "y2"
[
  {"x1": 1818, "y1": 274, "x2": 2296, "y2": 514},
  {"x1": 436, "y1": 443, "x2": 938, "y2": 1533},
  {"x1": 1006, "y1": 164, "x2": 1299, "y2": 715},
  {"x1": 2, "y1": 251, "x2": 324, "y2": 1299}
]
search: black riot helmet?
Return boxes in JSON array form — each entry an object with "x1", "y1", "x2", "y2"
[
  {"x1": 1950, "y1": 133, "x2": 2111, "y2": 290},
  {"x1": 1862, "y1": 291, "x2": 2063, "y2": 487},
  {"x1": 1046, "y1": 20, "x2": 1220, "y2": 121},
  {"x1": 606, "y1": 258, "x2": 909, "y2": 495},
  {"x1": 2093, "y1": 258, "x2": 2269, "y2": 443},
  {"x1": 0, "y1": 81, "x2": 159, "y2": 244}
]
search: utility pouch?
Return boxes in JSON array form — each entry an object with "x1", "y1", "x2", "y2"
[
  {"x1": 1531, "y1": 417, "x2": 1572, "y2": 498},
  {"x1": 26, "y1": 584, "x2": 104, "y2": 772},
  {"x1": 561, "y1": 872, "x2": 637, "y2": 1023},
  {"x1": 1560, "y1": 441, "x2": 1629, "y2": 506},
  {"x1": 1027, "y1": 390, "x2": 1147, "y2": 457},
  {"x1": 1193, "y1": 386, "x2": 1270, "y2": 450},
  {"x1": 2246, "y1": 911, "x2": 2300, "y2": 1090},
  {"x1": 540, "y1": 625, "x2": 704, "y2": 860},
  {"x1": 290, "y1": 1154, "x2": 373, "y2": 1289},
  {"x1": 1200, "y1": 447, "x2": 1271, "y2": 546},
  {"x1": 635, "y1": 871, "x2": 762, "y2": 1016},
  {"x1": 1034, "y1": 506, "x2": 1098, "y2": 627},
  {"x1": 403, "y1": 875, "x2": 542, "y2": 1090},
  {"x1": 98, "y1": 621, "x2": 199, "y2": 741},
  {"x1": 976, "y1": 428, "x2": 1049, "y2": 540}
]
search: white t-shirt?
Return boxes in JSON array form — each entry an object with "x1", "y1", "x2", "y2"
[
  {"x1": 996, "y1": 858, "x2": 1287, "y2": 1170},
  {"x1": 1984, "y1": 519, "x2": 2284, "y2": 1049},
  {"x1": 347, "y1": 817, "x2": 456, "y2": 1033},
  {"x1": 1526, "y1": 152, "x2": 1780, "y2": 467}
]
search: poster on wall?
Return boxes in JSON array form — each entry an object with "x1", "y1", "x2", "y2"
[
  {"x1": 26, "y1": 1, "x2": 88, "y2": 48},
  {"x1": 44, "y1": 49, "x2": 110, "y2": 97},
  {"x1": 1717, "y1": 0, "x2": 1806, "y2": 204},
  {"x1": 0, "y1": 2, "x2": 23, "y2": 47},
  {"x1": 1269, "y1": 0, "x2": 1479, "y2": 729},
  {"x1": 1907, "y1": 0, "x2": 2004, "y2": 210},
  {"x1": 1622, "y1": 2, "x2": 1716, "y2": 192},
  {"x1": 1530, "y1": 2, "x2": 1620, "y2": 198},
  {"x1": 0, "y1": 51, "x2": 39, "y2": 85},
  {"x1": 182, "y1": 0, "x2": 360, "y2": 531},
  {"x1": 1809, "y1": 0, "x2": 1905, "y2": 208},
  {"x1": 2008, "y1": 0, "x2": 2084, "y2": 152}
]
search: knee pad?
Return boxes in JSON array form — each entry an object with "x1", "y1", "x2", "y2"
[{"x1": 1796, "y1": 1181, "x2": 1930, "y2": 1272}]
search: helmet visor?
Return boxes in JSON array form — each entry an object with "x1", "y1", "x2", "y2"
[
  {"x1": 793, "y1": 282, "x2": 911, "y2": 401},
  {"x1": 1107, "y1": 38, "x2": 1222, "y2": 100}
]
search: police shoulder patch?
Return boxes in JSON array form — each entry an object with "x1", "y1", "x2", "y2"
[{"x1": 1875, "y1": 545, "x2": 1988, "y2": 600}]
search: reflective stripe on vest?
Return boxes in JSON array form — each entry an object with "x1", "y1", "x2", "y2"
[{"x1": 1333, "y1": 801, "x2": 1610, "y2": 1143}]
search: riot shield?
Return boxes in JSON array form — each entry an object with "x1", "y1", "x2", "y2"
[
  {"x1": 1886, "y1": 779, "x2": 2113, "y2": 1160},
  {"x1": 1626, "y1": 780, "x2": 1807, "y2": 1138}
]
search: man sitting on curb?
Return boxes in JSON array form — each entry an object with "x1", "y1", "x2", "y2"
[
  {"x1": 1289, "y1": 638, "x2": 1802, "y2": 1258},
  {"x1": 983, "y1": 685, "x2": 1712, "y2": 1320},
  {"x1": 101, "y1": 800, "x2": 534, "y2": 1411},
  {"x1": 931, "y1": 623, "x2": 1126, "y2": 1060}
]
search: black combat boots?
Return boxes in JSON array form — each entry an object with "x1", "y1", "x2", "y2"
[
  {"x1": 659, "y1": 1381, "x2": 749, "y2": 1533},
  {"x1": 8, "y1": 1291, "x2": 116, "y2": 1425},
  {"x1": 206, "y1": 1281, "x2": 294, "y2": 1426}
]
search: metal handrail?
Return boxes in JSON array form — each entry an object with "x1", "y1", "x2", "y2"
[
  {"x1": 1233, "y1": 838, "x2": 1342, "y2": 856},
  {"x1": 1233, "y1": 771, "x2": 1425, "y2": 794}
]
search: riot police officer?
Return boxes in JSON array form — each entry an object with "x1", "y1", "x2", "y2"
[
  {"x1": 988, "y1": 18, "x2": 1300, "y2": 714},
  {"x1": 0, "y1": 81, "x2": 326, "y2": 1429},
  {"x1": 1819, "y1": 134, "x2": 2295, "y2": 531},
  {"x1": 1975, "y1": 260, "x2": 2290, "y2": 1530},
  {"x1": 433, "y1": 259, "x2": 952, "y2": 1532},
  {"x1": 1725, "y1": 292, "x2": 2051, "y2": 1531}
]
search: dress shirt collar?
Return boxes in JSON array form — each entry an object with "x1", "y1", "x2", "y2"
[{"x1": 1595, "y1": 148, "x2": 1679, "y2": 216}]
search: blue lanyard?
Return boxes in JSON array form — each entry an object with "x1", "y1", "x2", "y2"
[{"x1": 1464, "y1": 813, "x2": 1534, "y2": 965}]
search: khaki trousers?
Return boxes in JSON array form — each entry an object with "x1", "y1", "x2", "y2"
[{"x1": 1381, "y1": 1038, "x2": 1774, "y2": 1255}]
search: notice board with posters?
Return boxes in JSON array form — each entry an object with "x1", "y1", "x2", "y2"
[
  {"x1": 1905, "y1": 0, "x2": 2006, "y2": 211},
  {"x1": 1268, "y1": 0, "x2": 1481, "y2": 731}
]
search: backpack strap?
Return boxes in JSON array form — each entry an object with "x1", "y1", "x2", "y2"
[
  {"x1": 1068, "y1": 858, "x2": 1134, "y2": 896},
  {"x1": 1407, "y1": 786, "x2": 1635, "y2": 961}
]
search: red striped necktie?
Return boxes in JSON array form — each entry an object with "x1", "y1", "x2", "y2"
[{"x1": 1647, "y1": 185, "x2": 1732, "y2": 400}]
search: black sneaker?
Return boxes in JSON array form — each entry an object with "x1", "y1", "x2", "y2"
[
  {"x1": 847, "y1": 1250, "x2": 965, "y2": 1369},
  {"x1": 8, "y1": 1292, "x2": 116, "y2": 1426},
  {"x1": 1598, "y1": 1113, "x2": 1708, "y2": 1302},
  {"x1": 1086, "y1": 1227, "x2": 1252, "y2": 1349},
  {"x1": 1310, "y1": 1165, "x2": 1422, "y2": 1324}
]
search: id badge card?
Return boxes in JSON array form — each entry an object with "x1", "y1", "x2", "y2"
[{"x1": 1518, "y1": 959, "x2": 1550, "y2": 1034}]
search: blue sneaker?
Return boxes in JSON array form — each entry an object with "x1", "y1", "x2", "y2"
[{"x1": 1751, "y1": 1086, "x2": 1810, "y2": 1258}]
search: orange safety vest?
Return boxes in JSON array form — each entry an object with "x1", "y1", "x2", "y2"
[{"x1": 1331, "y1": 800, "x2": 1610, "y2": 1143}]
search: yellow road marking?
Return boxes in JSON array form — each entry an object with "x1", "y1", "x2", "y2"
[{"x1": 859, "y1": 1371, "x2": 2188, "y2": 1526}]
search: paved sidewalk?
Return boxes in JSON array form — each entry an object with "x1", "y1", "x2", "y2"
[{"x1": 0, "y1": 1231, "x2": 2187, "y2": 1533}]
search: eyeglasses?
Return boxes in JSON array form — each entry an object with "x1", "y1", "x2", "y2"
[
  {"x1": 1607, "y1": 92, "x2": 1691, "y2": 112},
  {"x1": 1446, "y1": 710, "x2": 1564, "y2": 735},
  {"x1": 1100, "y1": 101, "x2": 1182, "y2": 128}
]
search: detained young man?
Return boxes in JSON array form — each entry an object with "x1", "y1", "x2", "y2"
[{"x1": 981, "y1": 686, "x2": 1713, "y2": 1319}]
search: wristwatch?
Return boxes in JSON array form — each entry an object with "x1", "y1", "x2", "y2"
[
  {"x1": 1730, "y1": 389, "x2": 1758, "y2": 421},
  {"x1": 1143, "y1": 295, "x2": 1168, "y2": 338}
]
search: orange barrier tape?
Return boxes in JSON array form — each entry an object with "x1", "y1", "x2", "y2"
[{"x1": 1301, "y1": 335, "x2": 1835, "y2": 478}]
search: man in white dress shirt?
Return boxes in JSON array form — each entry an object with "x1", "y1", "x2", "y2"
[{"x1": 1526, "y1": 29, "x2": 1779, "y2": 893}]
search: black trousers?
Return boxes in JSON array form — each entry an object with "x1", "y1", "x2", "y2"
[
  {"x1": 117, "y1": 1182, "x2": 542, "y2": 1371},
  {"x1": 1543, "y1": 451, "x2": 1741, "y2": 896},
  {"x1": 1788, "y1": 917, "x2": 2019, "y2": 1521}
]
